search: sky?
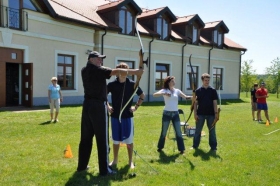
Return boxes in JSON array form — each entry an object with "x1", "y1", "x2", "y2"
[{"x1": 135, "y1": 0, "x2": 280, "y2": 74}]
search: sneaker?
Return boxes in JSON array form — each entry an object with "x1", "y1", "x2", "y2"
[
  {"x1": 157, "y1": 148, "x2": 162, "y2": 152},
  {"x1": 54, "y1": 119, "x2": 59, "y2": 123},
  {"x1": 253, "y1": 119, "x2": 258, "y2": 121},
  {"x1": 258, "y1": 120, "x2": 262, "y2": 123},
  {"x1": 180, "y1": 151, "x2": 185, "y2": 155}
]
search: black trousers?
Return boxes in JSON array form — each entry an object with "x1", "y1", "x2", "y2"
[{"x1": 77, "y1": 99, "x2": 110, "y2": 175}]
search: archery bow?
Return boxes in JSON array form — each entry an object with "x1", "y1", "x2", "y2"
[
  {"x1": 210, "y1": 85, "x2": 222, "y2": 131},
  {"x1": 118, "y1": 14, "x2": 148, "y2": 122},
  {"x1": 185, "y1": 54, "x2": 196, "y2": 124}
]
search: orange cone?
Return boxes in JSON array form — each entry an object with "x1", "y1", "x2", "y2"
[
  {"x1": 274, "y1": 117, "x2": 278, "y2": 123},
  {"x1": 265, "y1": 120, "x2": 270, "y2": 126},
  {"x1": 64, "y1": 144, "x2": 73, "y2": 158}
]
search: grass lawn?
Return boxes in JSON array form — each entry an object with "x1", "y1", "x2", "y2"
[{"x1": 0, "y1": 92, "x2": 279, "y2": 186}]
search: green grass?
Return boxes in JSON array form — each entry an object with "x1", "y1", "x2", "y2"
[{"x1": 0, "y1": 93, "x2": 279, "y2": 186}]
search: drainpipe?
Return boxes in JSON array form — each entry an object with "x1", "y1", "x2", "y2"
[
  {"x1": 239, "y1": 50, "x2": 246, "y2": 98},
  {"x1": 101, "y1": 29, "x2": 107, "y2": 55},
  {"x1": 208, "y1": 44, "x2": 214, "y2": 74},
  {"x1": 181, "y1": 40, "x2": 187, "y2": 101},
  {"x1": 148, "y1": 35, "x2": 154, "y2": 102}
]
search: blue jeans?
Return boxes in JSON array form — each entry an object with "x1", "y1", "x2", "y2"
[
  {"x1": 157, "y1": 110, "x2": 185, "y2": 151},
  {"x1": 193, "y1": 115, "x2": 217, "y2": 150}
]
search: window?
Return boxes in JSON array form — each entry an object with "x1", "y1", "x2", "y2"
[
  {"x1": 213, "y1": 29, "x2": 223, "y2": 47},
  {"x1": 157, "y1": 16, "x2": 168, "y2": 40},
  {"x1": 57, "y1": 55, "x2": 74, "y2": 90},
  {"x1": 8, "y1": 0, "x2": 41, "y2": 29},
  {"x1": 155, "y1": 64, "x2": 169, "y2": 90},
  {"x1": 187, "y1": 24, "x2": 198, "y2": 43},
  {"x1": 119, "y1": 6, "x2": 133, "y2": 35},
  {"x1": 193, "y1": 25, "x2": 198, "y2": 43},
  {"x1": 117, "y1": 60, "x2": 135, "y2": 80},
  {"x1": 186, "y1": 65, "x2": 198, "y2": 90},
  {"x1": 213, "y1": 67, "x2": 223, "y2": 89}
]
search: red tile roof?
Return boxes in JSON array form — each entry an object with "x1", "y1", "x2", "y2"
[
  {"x1": 204, "y1": 21, "x2": 221, "y2": 29},
  {"x1": 138, "y1": 7, "x2": 166, "y2": 18},
  {"x1": 224, "y1": 37, "x2": 247, "y2": 51},
  {"x1": 48, "y1": 0, "x2": 119, "y2": 29},
  {"x1": 173, "y1": 14, "x2": 196, "y2": 24}
]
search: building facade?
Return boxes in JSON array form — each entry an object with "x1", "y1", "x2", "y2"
[{"x1": 0, "y1": 0, "x2": 246, "y2": 107}]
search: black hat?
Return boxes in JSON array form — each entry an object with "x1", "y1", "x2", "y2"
[
  {"x1": 261, "y1": 82, "x2": 265, "y2": 85},
  {"x1": 88, "y1": 51, "x2": 106, "y2": 60}
]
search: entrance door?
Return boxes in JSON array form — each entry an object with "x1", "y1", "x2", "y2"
[
  {"x1": 22, "y1": 63, "x2": 33, "y2": 107},
  {"x1": 6, "y1": 63, "x2": 19, "y2": 106}
]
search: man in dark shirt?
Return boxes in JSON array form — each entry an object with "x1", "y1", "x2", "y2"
[
  {"x1": 77, "y1": 51, "x2": 143, "y2": 176},
  {"x1": 251, "y1": 83, "x2": 261, "y2": 121},
  {"x1": 192, "y1": 73, "x2": 218, "y2": 152}
]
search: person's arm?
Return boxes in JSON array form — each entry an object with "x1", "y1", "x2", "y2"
[
  {"x1": 153, "y1": 89, "x2": 170, "y2": 97},
  {"x1": 110, "y1": 68, "x2": 143, "y2": 77},
  {"x1": 193, "y1": 99, "x2": 198, "y2": 121},
  {"x1": 59, "y1": 89, "x2": 63, "y2": 102},
  {"x1": 178, "y1": 90, "x2": 192, "y2": 100},
  {"x1": 133, "y1": 93, "x2": 145, "y2": 111},
  {"x1": 48, "y1": 89, "x2": 51, "y2": 103}
]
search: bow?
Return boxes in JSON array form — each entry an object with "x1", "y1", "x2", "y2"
[
  {"x1": 185, "y1": 54, "x2": 196, "y2": 123},
  {"x1": 210, "y1": 85, "x2": 222, "y2": 131},
  {"x1": 118, "y1": 14, "x2": 148, "y2": 122}
]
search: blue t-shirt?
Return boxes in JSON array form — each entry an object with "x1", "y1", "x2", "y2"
[{"x1": 48, "y1": 84, "x2": 61, "y2": 99}]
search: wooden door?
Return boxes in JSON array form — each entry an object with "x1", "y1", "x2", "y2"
[{"x1": 22, "y1": 63, "x2": 33, "y2": 107}]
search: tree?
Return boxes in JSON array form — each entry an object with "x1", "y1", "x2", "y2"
[
  {"x1": 265, "y1": 57, "x2": 280, "y2": 98},
  {"x1": 241, "y1": 60, "x2": 257, "y2": 97}
]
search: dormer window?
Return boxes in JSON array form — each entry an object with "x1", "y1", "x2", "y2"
[
  {"x1": 187, "y1": 24, "x2": 198, "y2": 43},
  {"x1": 119, "y1": 6, "x2": 133, "y2": 35},
  {"x1": 213, "y1": 29, "x2": 223, "y2": 47},
  {"x1": 157, "y1": 16, "x2": 168, "y2": 40}
]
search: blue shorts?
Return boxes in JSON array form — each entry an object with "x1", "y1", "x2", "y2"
[
  {"x1": 257, "y1": 103, "x2": 268, "y2": 110},
  {"x1": 111, "y1": 117, "x2": 134, "y2": 144}
]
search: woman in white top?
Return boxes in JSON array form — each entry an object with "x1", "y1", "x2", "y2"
[
  {"x1": 48, "y1": 77, "x2": 63, "y2": 122},
  {"x1": 153, "y1": 76, "x2": 191, "y2": 154}
]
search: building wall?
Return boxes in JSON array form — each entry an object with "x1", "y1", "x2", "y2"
[{"x1": 0, "y1": 9, "x2": 242, "y2": 106}]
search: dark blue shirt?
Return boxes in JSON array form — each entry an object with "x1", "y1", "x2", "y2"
[
  {"x1": 195, "y1": 86, "x2": 218, "y2": 115},
  {"x1": 107, "y1": 78, "x2": 143, "y2": 118},
  {"x1": 81, "y1": 62, "x2": 112, "y2": 101}
]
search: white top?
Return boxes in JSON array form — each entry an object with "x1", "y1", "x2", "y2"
[{"x1": 159, "y1": 88, "x2": 181, "y2": 111}]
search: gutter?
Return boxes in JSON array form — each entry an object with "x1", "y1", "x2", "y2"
[
  {"x1": 181, "y1": 40, "x2": 187, "y2": 101},
  {"x1": 239, "y1": 50, "x2": 246, "y2": 98},
  {"x1": 101, "y1": 29, "x2": 107, "y2": 55},
  {"x1": 147, "y1": 36, "x2": 154, "y2": 102},
  {"x1": 208, "y1": 44, "x2": 214, "y2": 74}
]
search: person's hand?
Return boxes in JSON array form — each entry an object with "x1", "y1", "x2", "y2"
[
  {"x1": 136, "y1": 69, "x2": 144, "y2": 76},
  {"x1": 107, "y1": 106, "x2": 114, "y2": 114},
  {"x1": 130, "y1": 106, "x2": 137, "y2": 113},
  {"x1": 194, "y1": 114, "x2": 199, "y2": 121},
  {"x1": 60, "y1": 98, "x2": 63, "y2": 102}
]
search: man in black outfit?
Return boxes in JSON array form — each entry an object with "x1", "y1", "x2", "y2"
[{"x1": 77, "y1": 51, "x2": 143, "y2": 176}]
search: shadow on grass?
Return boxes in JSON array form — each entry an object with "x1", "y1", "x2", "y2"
[
  {"x1": 65, "y1": 165, "x2": 140, "y2": 185},
  {"x1": 39, "y1": 120, "x2": 53, "y2": 125},
  {"x1": 192, "y1": 149, "x2": 222, "y2": 161},
  {"x1": 157, "y1": 150, "x2": 180, "y2": 164},
  {"x1": 65, "y1": 171, "x2": 111, "y2": 186}
]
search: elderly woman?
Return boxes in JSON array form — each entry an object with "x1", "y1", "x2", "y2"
[
  {"x1": 153, "y1": 76, "x2": 191, "y2": 154},
  {"x1": 48, "y1": 77, "x2": 63, "y2": 122}
]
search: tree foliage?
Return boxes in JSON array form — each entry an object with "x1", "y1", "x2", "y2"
[
  {"x1": 265, "y1": 57, "x2": 280, "y2": 98},
  {"x1": 240, "y1": 60, "x2": 257, "y2": 97}
]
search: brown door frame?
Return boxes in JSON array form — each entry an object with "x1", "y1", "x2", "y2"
[{"x1": 22, "y1": 63, "x2": 33, "y2": 107}]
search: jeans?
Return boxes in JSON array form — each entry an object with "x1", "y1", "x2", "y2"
[
  {"x1": 193, "y1": 115, "x2": 217, "y2": 150},
  {"x1": 157, "y1": 110, "x2": 185, "y2": 151}
]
